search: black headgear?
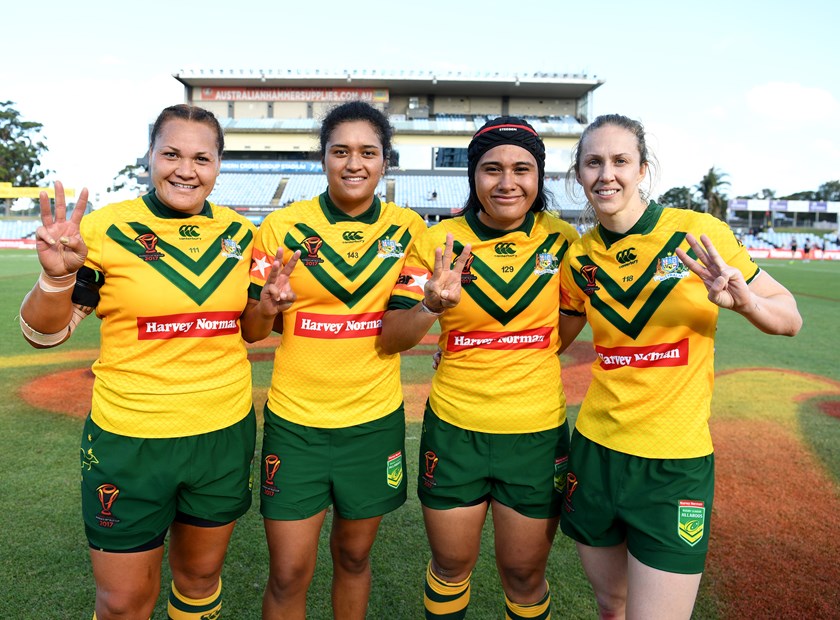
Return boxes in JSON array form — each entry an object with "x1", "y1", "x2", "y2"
[{"x1": 467, "y1": 116, "x2": 546, "y2": 212}]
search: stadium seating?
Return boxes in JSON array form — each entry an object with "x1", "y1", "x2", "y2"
[
  {"x1": 209, "y1": 173, "x2": 283, "y2": 206},
  {"x1": 0, "y1": 220, "x2": 39, "y2": 239}
]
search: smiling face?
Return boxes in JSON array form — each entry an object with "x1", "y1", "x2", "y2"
[
  {"x1": 474, "y1": 144, "x2": 539, "y2": 230},
  {"x1": 322, "y1": 120, "x2": 386, "y2": 216},
  {"x1": 576, "y1": 124, "x2": 648, "y2": 232},
  {"x1": 149, "y1": 118, "x2": 221, "y2": 215}
]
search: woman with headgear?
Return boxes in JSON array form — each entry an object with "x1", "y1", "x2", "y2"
[
  {"x1": 558, "y1": 113, "x2": 801, "y2": 619},
  {"x1": 381, "y1": 116, "x2": 581, "y2": 619},
  {"x1": 19, "y1": 104, "x2": 296, "y2": 619}
]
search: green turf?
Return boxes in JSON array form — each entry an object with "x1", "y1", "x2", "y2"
[{"x1": 1, "y1": 251, "x2": 837, "y2": 618}]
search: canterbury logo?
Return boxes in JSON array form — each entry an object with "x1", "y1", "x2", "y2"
[
  {"x1": 616, "y1": 248, "x2": 637, "y2": 264},
  {"x1": 179, "y1": 225, "x2": 200, "y2": 238},
  {"x1": 495, "y1": 242, "x2": 516, "y2": 255},
  {"x1": 342, "y1": 231, "x2": 363, "y2": 241}
]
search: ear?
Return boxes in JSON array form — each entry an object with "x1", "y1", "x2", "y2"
[{"x1": 638, "y1": 162, "x2": 648, "y2": 184}]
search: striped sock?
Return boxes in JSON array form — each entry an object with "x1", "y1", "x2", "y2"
[
  {"x1": 424, "y1": 561, "x2": 471, "y2": 619},
  {"x1": 167, "y1": 578, "x2": 222, "y2": 619},
  {"x1": 504, "y1": 582, "x2": 551, "y2": 619}
]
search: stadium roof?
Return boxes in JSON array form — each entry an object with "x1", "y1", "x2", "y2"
[{"x1": 174, "y1": 68, "x2": 603, "y2": 99}]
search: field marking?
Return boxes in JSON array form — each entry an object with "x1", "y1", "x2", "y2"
[{"x1": 0, "y1": 349, "x2": 98, "y2": 369}]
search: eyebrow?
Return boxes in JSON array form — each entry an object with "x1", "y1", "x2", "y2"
[
  {"x1": 330, "y1": 143, "x2": 381, "y2": 150},
  {"x1": 480, "y1": 160, "x2": 535, "y2": 166}
]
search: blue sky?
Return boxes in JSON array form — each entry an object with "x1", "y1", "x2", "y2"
[{"x1": 5, "y1": 0, "x2": 838, "y2": 205}]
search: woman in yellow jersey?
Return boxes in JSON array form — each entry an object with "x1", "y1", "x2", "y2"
[
  {"x1": 558, "y1": 114, "x2": 802, "y2": 619},
  {"x1": 381, "y1": 117, "x2": 580, "y2": 620},
  {"x1": 241, "y1": 101, "x2": 427, "y2": 619},
  {"x1": 19, "y1": 105, "x2": 295, "y2": 620}
]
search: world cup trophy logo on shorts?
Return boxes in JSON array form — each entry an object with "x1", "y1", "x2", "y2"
[
  {"x1": 97, "y1": 483, "x2": 120, "y2": 516},
  {"x1": 264, "y1": 454, "x2": 281, "y2": 486},
  {"x1": 422, "y1": 450, "x2": 439, "y2": 488}
]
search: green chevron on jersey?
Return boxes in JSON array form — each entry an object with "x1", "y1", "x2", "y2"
[
  {"x1": 285, "y1": 224, "x2": 413, "y2": 309},
  {"x1": 106, "y1": 224, "x2": 252, "y2": 305},
  {"x1": 572, "y1": 232, "x2": 695, "y2": 339}
]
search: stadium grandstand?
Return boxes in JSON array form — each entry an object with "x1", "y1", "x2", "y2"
[{"x1": 161, "y1": 68, "x2": 601, "y2": 224}]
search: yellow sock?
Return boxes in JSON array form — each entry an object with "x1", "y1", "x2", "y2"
[
  {"x1": 504, "y1": 582, "x2": 551, "y2": 619},
  {"x1": 424, "y1": 561, "x2": 471, "y2": 619},
  {"x1": 167, "y1": 578, "x2": 222, "y2": 619}
]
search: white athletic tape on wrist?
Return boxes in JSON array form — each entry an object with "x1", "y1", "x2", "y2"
[{"x1": 38, "y1": 271, "x2": 77, "y2": 293}]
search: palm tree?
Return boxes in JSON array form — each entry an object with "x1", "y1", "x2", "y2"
[{"x1": 695, "y1": 166, "x2": 730, "y2": 221}]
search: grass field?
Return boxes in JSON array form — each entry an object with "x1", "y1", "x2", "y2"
[{"x1": 1, "y1": 250, "x2": 838, "y2": 618}]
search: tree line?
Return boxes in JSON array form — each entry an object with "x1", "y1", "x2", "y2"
[{"x1": 656, "y1": 167, "x2": 839, "y2": 222}]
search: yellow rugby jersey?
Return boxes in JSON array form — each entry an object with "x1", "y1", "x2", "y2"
[
  {"x1": 560, "y1": 202, "x2": 759, "y2": 458},
  {"x1": 250, "y1": 192, "x2": 426, "y2": 428},
  {"x1": 390, "y1": 209, "x2": 579, "y2": 434},
  {"x1": 80, "y1": 191, "x2": 255, "y2": 438}
]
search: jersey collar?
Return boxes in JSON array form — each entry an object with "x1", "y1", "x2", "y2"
[
  {"x1": 465, "y1": 208, "x2": 535, "y2": 241},
  {"x1": 142, "y1": 189, "x2": 213, "y2": 219},
  {"x1": 598, "y1": 201, "x2": 663, "y2": 249},
  {"x1": 319, "y1": 191, "x2": 381, "y2": 224}
]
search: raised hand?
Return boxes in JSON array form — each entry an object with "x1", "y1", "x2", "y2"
[
  {"x1": 423, "y1": 233, "x2": 472, "y2": 312},
  {"x1": 675, "y1": 233, "x2": 752, "y2": 311},
  {"x1": 35, "y1": 181, "x2": 89, "y2": 277},
  {"x1": 258, "y1": 248, "x2": 301, "y2": 315}
]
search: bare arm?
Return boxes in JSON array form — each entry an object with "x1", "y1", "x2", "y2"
[
  {"x1": 380, "y1": 233, "x2": 472, "y2": 354},
  {"x1": 676, "y1": 233, "x2": 802, "y2": 336},
  {"x1": 240, "y1": 249, "x2": 300, "y2": 343},
  {"x1": 558, "y1": 314, "x2": 587, "y2": 354}
]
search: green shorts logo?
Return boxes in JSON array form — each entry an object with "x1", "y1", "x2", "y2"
[
  {"x1": 678, "y1": 500, "x2": 706, "y2": 546},
  {"x1": 386, "y1": 451, "x2": 403, "y2": 489}
]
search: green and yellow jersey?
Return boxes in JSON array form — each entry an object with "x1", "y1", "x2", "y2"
[
  {"x1": 390, "y1": 209, "x2": 579, "y2": 434},
  {"x1": 250, "y1": 192, "x2": 426, "y2": 428},
  {"x1": 560, "y1": 202, "x2": 759, "y2": 458},
  {"x1": 80, "y1": 191, "x2": 255, "y2": 438}
]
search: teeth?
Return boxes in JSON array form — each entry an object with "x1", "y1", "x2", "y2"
[
  {"x1": 172, "y1": 183, "x2": 195, "y2": 189},
  {"x1": 596, "y1": 189, "x2": 618, "y2": 196}
]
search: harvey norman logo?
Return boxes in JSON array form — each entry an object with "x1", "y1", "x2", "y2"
[
  {"x1": 595, "y1": 338, "x2": 689, "y2": 370},
  {"x1": 137, "y1": 311, "x2": 240, "y2": 340},
  {"x1": 447, "y1": 327, "x2": 552, "y2": 352},
  {"x1": 294, "y1": 311, "x2": 384, "y2": 339}
]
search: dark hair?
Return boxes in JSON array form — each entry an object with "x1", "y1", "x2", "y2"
[
  {"x1": 462, "y1": 116, "x2": 552, "y2": 216},
  {"x1": 319, "y1": 101, "x2": 393, "y2": 163},
  {"x1": 150, "y1": 104, "x2": 225, "y2": 156},
  {"x1": 566, "y1": 113, "x2": 658, "y2": 214}
]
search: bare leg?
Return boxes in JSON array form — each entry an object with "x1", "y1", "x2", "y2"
[
  {"x1": 491, "y1": 500, "x2": 558, "y2": 603},
  {"x1": 90, "y1": 546, "x2": 164, "y2": 619},
  {"x1": 626, "y1": 552, "x2": 702, "y2": 620},
  {"x1": 576, "y1": 542, "x2": 629, "y2": 619},
  {"x1": 262, "y1": 511, "x2": 327, "y2": 620},
  {"x1": 168, "y1": 520, "x2": 236, "y2": 599},
  {"x1": 422, "y1": 503, "x2": 488, "y2": 581},
  {"x1": 329, "y1": 514, "x2": 383, "y2": 620}
]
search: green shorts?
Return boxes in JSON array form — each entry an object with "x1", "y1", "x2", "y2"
[
  {"x1": 560, "y1": 430, "x2": 714, "y2": 574},
  {"x1": 80, "y1": 408, "x2": 256, "y2": 552},
  {"x1": 260, "y1": 404, "x2": 407, "y2": 520},
  {"x1": 417, "y1": 404, "x2": 569, "y2": 519}
]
